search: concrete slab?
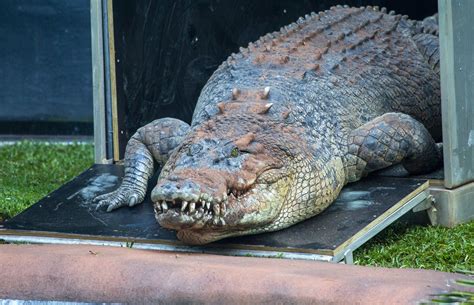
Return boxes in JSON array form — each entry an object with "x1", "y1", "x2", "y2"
[{"x1": 0, "y1": 244, "x2": 470, "y2": 304}]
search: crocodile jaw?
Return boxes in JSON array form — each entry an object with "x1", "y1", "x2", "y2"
[{"x1": 153, "y1": 180, "x2": 287, "y2": 245}]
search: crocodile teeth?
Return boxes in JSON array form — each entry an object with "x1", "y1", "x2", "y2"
[
  {"x1": 213, "y1": 204, "x2": 220, "y2": 216},
  {"x1": 206, "y1": 201, "x2": 211, "y2": 210},
  {"x1": 189, "y1": 202, "x2": 196, "y2": 213},
  {"x1": 181, "y1": 201, "x2": 188, "y2": 212},
  {"x1": 213, "y1": 217, "x2": 219, "y2": 225},
  {"x1": 161, "y1": 201, "x2": 168, "y2": 212},
  {"x1": 220, "y1": 218, "x2": 226, "y2": 226}
]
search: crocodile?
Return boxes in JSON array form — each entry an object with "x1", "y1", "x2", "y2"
[{"x1": 94, "y1": 5, "x2": 442, "y2": 244}]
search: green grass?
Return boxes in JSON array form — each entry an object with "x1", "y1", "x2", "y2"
[
  {"x1": 0, "y1": 141, "x2": 94, "y2": 220},
  {"x1": 354, "y1": 221, "x2": 474, "y2": 272},
  {"x1": 0, "y1": 141, "x2": 472, "y2": 273}
]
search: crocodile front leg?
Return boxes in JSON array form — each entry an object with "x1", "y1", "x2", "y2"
[
  {"x1": 344, "y1": 112, "x2": 442, "y2": 183},
  {"x1": 95, "y1": 118, "x2": 190, "y2": 212}
]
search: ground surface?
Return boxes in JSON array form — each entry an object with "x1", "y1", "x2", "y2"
[
  {"x1": 2, "y1": 244, "x2": 471, "y2": 305},
  {"x1": 0, "y1": 141, "x2": 472, "y2": 272}
]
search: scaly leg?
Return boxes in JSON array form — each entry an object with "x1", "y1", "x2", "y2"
[
  {"x1": 95, "y1": 118, "x2": 190, "y2": 212},
  {"x1": 344, "y1": 112, "x2": 442, "y2": 183}
]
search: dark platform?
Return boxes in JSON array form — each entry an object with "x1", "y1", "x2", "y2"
[{"x1": 0, "y1": 164, "x2": 429, "y2": 261}]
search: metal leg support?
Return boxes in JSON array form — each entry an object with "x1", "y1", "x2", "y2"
[{"x1": 344, "y1": 250, "x2": 354, "y2": 264}]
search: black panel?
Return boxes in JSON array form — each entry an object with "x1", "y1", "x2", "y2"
[
  {"x1": 112, "y1": 0, "x2": 437, "y2": 156},
  {"x1": 0, "y1": 0, "x2": 93, "y2": 135},
  {"x1": 0, "y1": 121, "x2": 93, "y2": 136},
  {"x1": 3, "y1": 164, "x2": 427, "y2": 254},
  {"x1": 4, "y1": 165, "x2": 174, "y2": 240}
]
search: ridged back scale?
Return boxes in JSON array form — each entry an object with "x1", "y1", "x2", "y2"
[{"x1": 193, "y1": 6, "x2": 441, "y2": 149}]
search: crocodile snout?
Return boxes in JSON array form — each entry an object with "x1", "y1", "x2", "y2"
[
  {"x1": 151, "y1": 179, "x2": 201, "y2": 203},
  {"x1": 152, "y1": 173, "x2": 230, "y2": 229}
]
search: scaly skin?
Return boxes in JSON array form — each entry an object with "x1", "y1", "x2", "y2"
[{"x1": 95, "y1": 6, "x2": 442, "y2": 244}]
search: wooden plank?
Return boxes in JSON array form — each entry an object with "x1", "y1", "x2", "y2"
[
  {"x1": 439, "y1": 0, "x2": 474, "y2": 188},
  {"x1": 106, "y1": 0, "x2": 121, "y2": 162}
]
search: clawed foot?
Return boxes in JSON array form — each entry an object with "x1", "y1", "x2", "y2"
[{"x1": 94, "y1": 187, "x2": 144, "y2": 212}]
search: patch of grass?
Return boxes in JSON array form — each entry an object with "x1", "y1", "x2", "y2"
[
  {"x1": 0, "y1": 141, "x2": 94, "y2": 219},
  {"x1": 354, "y1": 221, "x2": 474, "y2": 272}
]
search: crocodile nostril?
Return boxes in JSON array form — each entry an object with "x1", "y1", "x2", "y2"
[
  {"x1": 152, "y1": 178, "x2": 204, "y2": 203},
  {"x1": 168, "y1": 175, "x2": 179, "y2": 181},
  {"x1": 151, "y1": 182, "x2": 179, "y2": 201}
]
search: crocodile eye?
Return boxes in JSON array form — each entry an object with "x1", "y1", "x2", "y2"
[{"x1": 230, "y1": 147, "x2": 240, "y2": 158}]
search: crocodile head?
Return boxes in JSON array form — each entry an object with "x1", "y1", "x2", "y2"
[{"x1": 151, "y1": 92, "x2": 344, "y2": 244}]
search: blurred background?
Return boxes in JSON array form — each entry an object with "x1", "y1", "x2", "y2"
[{"x1": 0, "y1": 0, "x2": 92, "y2": 137}]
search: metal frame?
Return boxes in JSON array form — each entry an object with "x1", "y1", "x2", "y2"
[
  {"x1": 90, "y1": 0, "x2": 117, "y2": 164},
  {"x1": 439, "y1": 0, "x2": 474, "y2": 188},
  {"x1": 101, "y1": 0, "x2": 114, "y2": 161},
  {"x1": 0, "y1": 234, "x2": 333, "y2": 262},
  {"x1": 90, "y1": 0, "x2": 108, "y2": 164}
]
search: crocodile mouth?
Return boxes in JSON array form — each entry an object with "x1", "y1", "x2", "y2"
[
  {"x1": 154, "y1": 195, "x2": 227, "y2": 229},
  {"x1": 152, "y1": 165, "x2": 289, "y2": 244},
  {"x1": 154, "y1": 186, "x2": 257, "y2": 231}
]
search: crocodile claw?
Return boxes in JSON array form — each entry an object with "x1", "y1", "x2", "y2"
[{"x1": 94, "y1": 188, "x2": 144, "y2": 212}]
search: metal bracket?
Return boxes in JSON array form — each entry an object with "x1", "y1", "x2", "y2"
[
  {"x1": 412, "y1": 195, "x2": 438, "y2": 225},
  {"x1": 412, "y1": 195, "x2": 434, "y2": 212}
]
